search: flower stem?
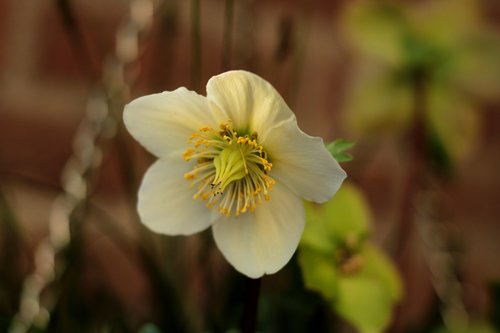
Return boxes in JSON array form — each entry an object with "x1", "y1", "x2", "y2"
[
  {"x1": 221, "y1": 0, "x2": 234, "y2": 71},
  {"x1": 388, "y1": 69, "x2": 428, "y2": 331},
  {"x1": 241, "y1": 277, "x2": 262, "y2": 333},
  {"x1": 191, "y1": 0, "x2": 202, "y2": 92},
  {"x1": 56, "y1": 0, "x2": 97, "y2": 80},
  {"x1": 393, "y1": 69, "x2": 427, "y2": 255}
]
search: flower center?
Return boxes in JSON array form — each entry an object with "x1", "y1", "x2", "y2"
[{"x1": 183, "y1": 122, "x2": 275, "y2": 217}]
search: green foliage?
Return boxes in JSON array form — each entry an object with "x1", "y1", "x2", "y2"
[
  {"x1": 326, "y1": 139, "x2": 355, "y2": 163},
  {"x1": 340, "y1": 0, "x2": 500, "y2": 164},
  {"x1": 299, "y1": 183, "x2": 402, "y2": 333},
  {"x1": 301, "y1": 183, "x2": 370, "y2": 253},
  {"x1": 336, "y1": 273, "x2": 393, "y2": 333},
  {"x1": 299, "y1": 247, "x2": 339, "y2": 301},
  {"x1": 361, "y1": 246, "x2": 402, "y2": 302},
  {"x1": 490, "y1": 282, "x2": 500, "y2": 331},
  {"x1": 139, "y1": 323, "x2": 163, "y2": 333},
  {"x1": 433, "y1": 322, "x2": 498, "y2": 333}
]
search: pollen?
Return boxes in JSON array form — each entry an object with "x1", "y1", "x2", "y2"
[{"x1": 183, "y1": 122, "x2": 275, "y2": 217}]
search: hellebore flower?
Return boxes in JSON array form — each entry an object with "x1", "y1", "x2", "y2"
[{"x1": 124, "y1": 70, "x2": 346, "y2": 278}]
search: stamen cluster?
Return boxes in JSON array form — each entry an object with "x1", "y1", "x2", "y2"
[{"x1": 183, "y1": 122, "x2": 275, "y2": 217}]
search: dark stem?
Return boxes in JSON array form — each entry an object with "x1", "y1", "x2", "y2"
[
  {"x1": 191, "y1": 0, "x2": 202, "y2": 92},
  {"x1": 56, "y1": 0, "x2": 97, "y2": 80},
  {"x1": 221, "y1": 0, "x2": 234, "y2": 71},
  {"x1": 241, "y1": 277, "x2": 262, "y2": 333},
  {"x1": 388, "y1": 69, "x2": 428, "y2": 332},
  {"x1": 392, "y1": 69, "x2": 428, "y2": 257}
]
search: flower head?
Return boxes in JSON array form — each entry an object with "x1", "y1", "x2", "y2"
[{"x1": 124, "y1": 70, "x2": 346, "y2": 278}]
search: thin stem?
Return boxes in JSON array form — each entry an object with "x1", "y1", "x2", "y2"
[
  {"x1": 0, "y1": 183, "x2": 25, "y2": 330},
  {"x1": 56, "y1": 0, "x2": 97, "y2": 79},
  {"x1": 393, "y1": 70, "x2": 427, "y2": 256},
  {"x1": 191, "y1": 0, "x2": 202, "y2": 92},
  {"x1": 241, "y1": 277, "x2": 262, "y2": 333},
  {"x1": 388, "y1": 70, "x2": 428, "y2": 332},
  {"x1": 285, "y1": 12, "x2": 309, "y2": 107},
  {"x1": 221, "y1": 0, "x2": 234, "y2": 71}
]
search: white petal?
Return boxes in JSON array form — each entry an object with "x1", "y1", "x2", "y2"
[
  {"x1": 212, "y1": 183, "x2": 305, "y2": 278},
  {"x1": 263, "y1": 119, "x2": 347, "y2": 203},
  {"x1": 124, "y1": 88, "x2": 225, "y2": 158},
  {"x1": 138, "y1": 158, "x2": 214, "y2": 235},
  {"x1": 206, "y1": 70, "x2": 294, "y2": 141}
]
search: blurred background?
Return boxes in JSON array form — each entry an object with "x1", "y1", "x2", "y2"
[{"x1": 1, "y1": 0, "x2": 500, "y2": 332}]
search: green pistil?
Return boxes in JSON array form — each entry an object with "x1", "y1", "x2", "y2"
[{"x1": 213, "y1": 148, "x2": 247, "y2": 192}]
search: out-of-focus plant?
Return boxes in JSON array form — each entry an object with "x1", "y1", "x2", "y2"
[
  {"x1": 299, "y1": 182, "x2": 402, "y2": 333},
  {"x1": 0, "y1": 186, "x2": 26, "y2": 333},
  {"x1": 433, "y1": 322, "x2": 497, "y2": 333},
  {"x1": 340, "y1": 0, "x2": 500, "y2": 163},
  {"x1": 338, "y1": 2, "x2": 500, "y2": 332}
]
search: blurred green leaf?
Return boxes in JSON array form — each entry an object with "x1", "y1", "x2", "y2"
[
  {"x1": 451, "y1": 36, "x2": 500, "y2": 101},
  {"x1": 490, "y1": 282, "x2": 500, "y2": 331},
  {"x1": 299, "y1": 247, "x2": 339, "y2": 302},
  {"x1": 340, "y1": 1, "x2": 407, "y2": 65},
  {"x1": 326, "y1": 139, "x2": 355, "y2": 162},
  {"x1": 335, "y1": 273, "x2": 395, "y2": 333},
  {"x1": 300, "y1": 183, "x2": 402, "y2": 332},
  {"x1": 433, "y1": 322, "x2": 497, "y2": 333},
  {"x1": 361, "y1": 245, "x2": 403, "y2": 302},
  {"x1": 343, "y1": 67, "x2": 414, "y2": 136},
  {"x1": 139, "y1": 323, "x2": 163, "y2": 333},
  {"x1": 427, "y1": 84, "x2": 480, "y2": 162},
  {"x1": 340, "y1": 0, "x2": 500, "y2": 168},
  {"x1": 407, "y1": 0, "x2": 482, "y2": 50},
  {"x1": 302, "y1": 183, "x2": 371, "y2": 252},
  {"x1": 426, "y1": 129, "x2": 453, "y2": 177},
  {"x1": 322, "y1": 183, "x2": 371, "y2": 244},
  {"x1": 301, "y1": 202, "x2": 337, "y2": 254},
  {"x1": 333, "y1": 245, "x2": 402, "y2": 333}
]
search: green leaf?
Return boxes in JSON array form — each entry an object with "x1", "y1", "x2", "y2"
[
  {"x1": 323, "y1": 183, "x2": 372, "y2": 244},
  {"x1": 335, "y1": 274, "x2": 395, "y2": 333},
  {"x1": 302, "y1": 183, "x2": 372, "y2": 253},
  {"x1": 451, "y1": 36, "x2": 500, "y2": 101},
  {"x1": 298, "y1": 246, "x2": 339, "y2": 301},
  {"x1": 340, "y1": 1, "x2": 407, "y2": 65},
  {"x1": 360, "y1": 245, "x2": 403, "y2": 303},
  {"x1": 301, "y1": 202, "x2": 337, "y2": 254},
  {"x1": 138, "y1": 323, "x2": 163, "y2": 333},
  {"x1": 300, "y1": 182, "x2": 402, "y2": 332},
  {"x1": 433, "y1": 322, "x2": 498, "y2": 333},
  {"x1": 427, "y1": 83, "x2": 480, "y2": 162},
  {"x1": 342, "y1": 68, "x2": 414, "y2": 136},
  {"x1": 332, "y1": 244, "x2": 402, "y2": 333},
  {"x1": 326, "y1": 139, "x2": 355, "y2": 162}
]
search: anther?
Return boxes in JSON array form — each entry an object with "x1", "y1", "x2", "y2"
[{"x1": 183, "y1": 122, "x2": 275, "y2": 217}]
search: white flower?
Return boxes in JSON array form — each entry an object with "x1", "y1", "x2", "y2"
[{"x1": 124, "y1": 70, "x2": 346, "y2": 278}]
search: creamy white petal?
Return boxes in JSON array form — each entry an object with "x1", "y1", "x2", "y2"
[
  {"x1": 124, "y1": 88, "x2": 225, "y2": 158},
  {"x1": 212, "y1": 183, "x2": 305, "y2": 278},
  {"x1": 263, "y1": 119, "x2": 347, "y2": 203},
  {"x1": 206, "y1": 70, "x2": 294, "y2": 141},
  {"x1": 138, "y1": 158, "x2": 214, "y2": 235}
]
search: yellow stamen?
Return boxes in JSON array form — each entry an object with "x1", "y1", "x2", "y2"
[{"x1": 183, "y1": 122, "x2": 275, "y2": 217}]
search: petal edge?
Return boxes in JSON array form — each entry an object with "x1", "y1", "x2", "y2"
[
  {"x1": 138, "y1": 158, "x2": 214, "y2": 235},
  {"x1": 264, "y1": 119, "x2": 347, "y2": 203},
  {"x1": 212, "y1": 183, "x2": 305, "y2": 278}
]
